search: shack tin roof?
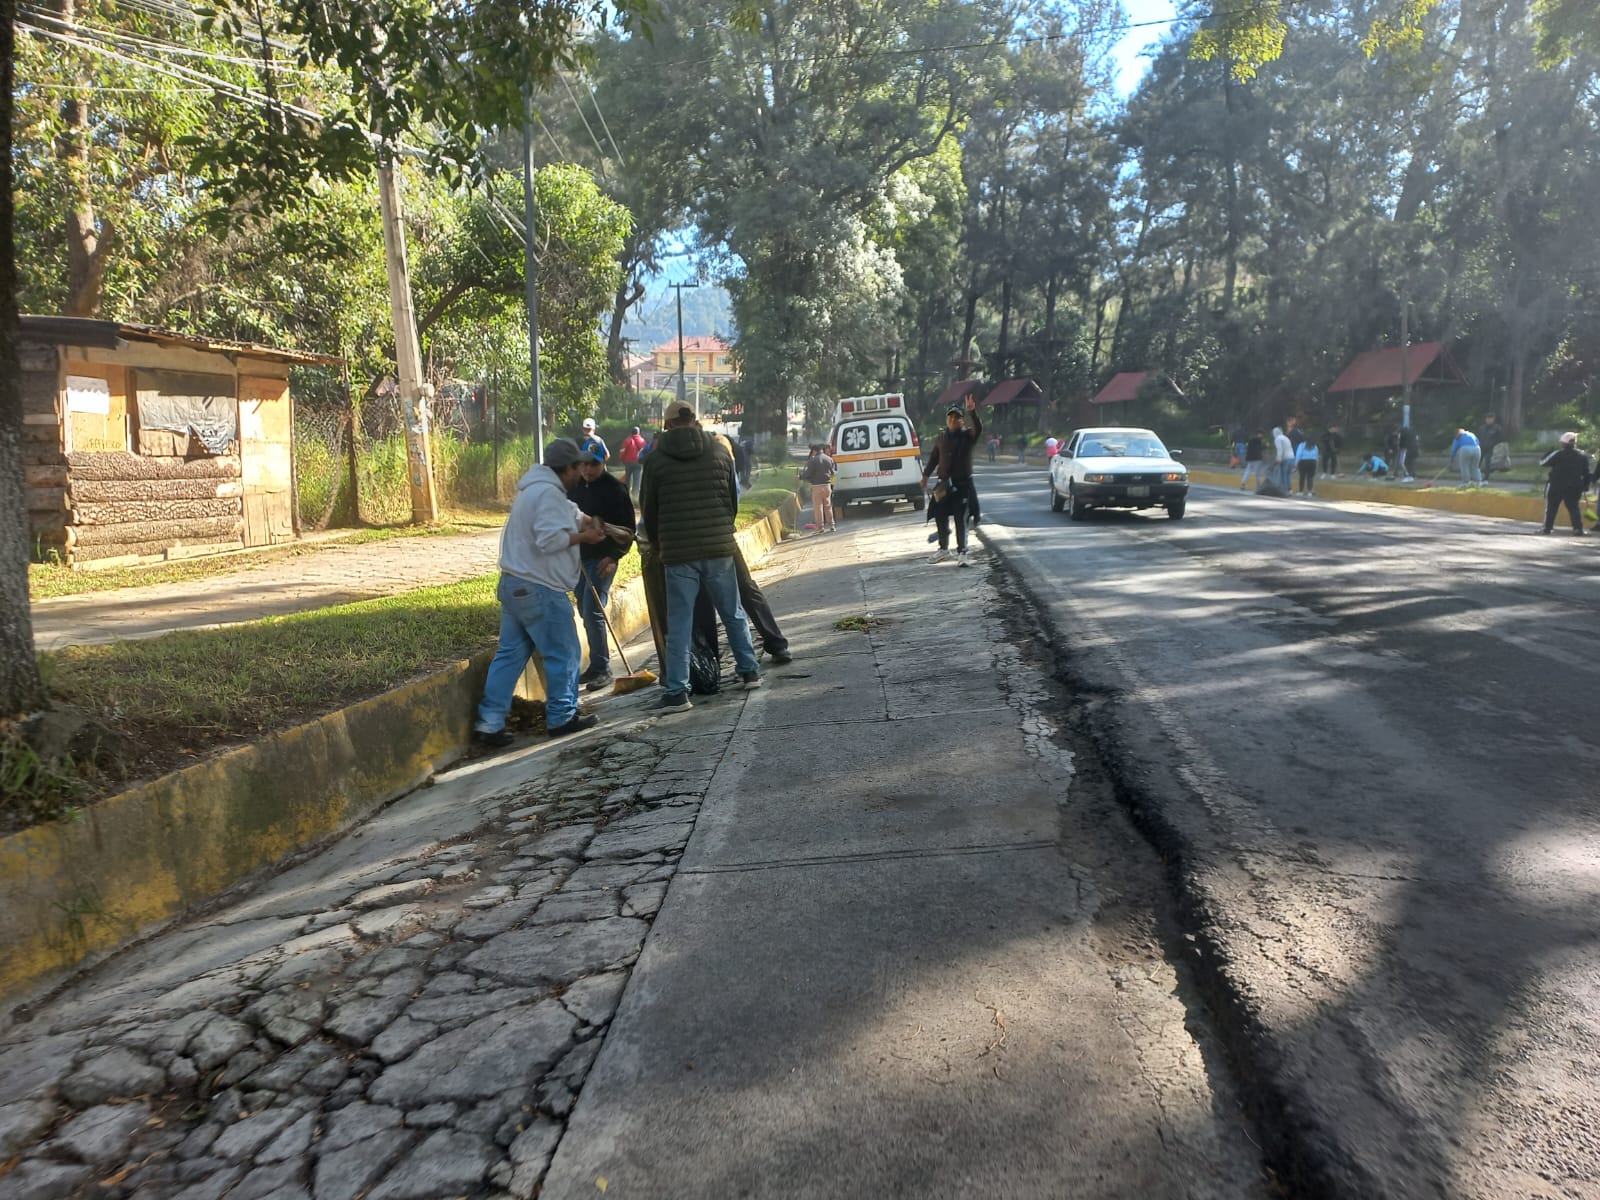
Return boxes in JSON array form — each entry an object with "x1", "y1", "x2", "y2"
[{"x1": 19, "y1": 316, "x2": 345, "y2": 368}]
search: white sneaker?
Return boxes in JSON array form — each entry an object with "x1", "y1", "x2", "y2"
[
  {"x1": 929, "y1": 548, "x2": 951, "y2": 564},
  {"x1": 956, "y1": 549, "x2": 969, "y2": 567}
]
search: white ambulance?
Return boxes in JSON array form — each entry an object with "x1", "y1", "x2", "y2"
[{"x1": 826, "y1": 393, "x2": 925, "y2": 511}]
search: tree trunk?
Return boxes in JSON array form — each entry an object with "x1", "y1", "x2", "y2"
[
  {"x1": 58, "y1": 0, "x2": 113, "y2": 318},
  {"x1": 1221, "y1": 60, "x2": 1240, "y2": 315},
  {"x1": 606, "y1": 265, "x2": 646, "y2": 384},
  {"x1": 1, "y1": 0, "x2": 47, "y2": 717}
]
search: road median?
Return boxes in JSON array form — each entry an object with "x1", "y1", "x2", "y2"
[{"x1": 1186, "y1": 466, "x2": 1545, "y2": 522}]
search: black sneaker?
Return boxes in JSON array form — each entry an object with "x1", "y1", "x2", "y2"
[
  {"x1": 583, "y1": 668, "x2": 613, "y2": 692},
  {"x1": 547, "y1": 713, "x2": 599, "y2": 738},
  {"x1": 473, "y1": 728, "x2": 515, "y2": 749},
  {"x1": 766, "y1": 649, "x2": 793, "y2": 665},
  {"x1": 657, "y1": 693, "x2": 693, "y2": 716},
  {"x1": 578, "y1": 663, "x2": 607, "y2": 686},
  {"x1": 739, "y1": 671, "x2": 763, "y2": 690}
]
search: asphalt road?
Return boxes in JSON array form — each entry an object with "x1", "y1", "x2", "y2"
[{"x1": 975, "y1": 464, "x2": 1600, "y2": 1199}]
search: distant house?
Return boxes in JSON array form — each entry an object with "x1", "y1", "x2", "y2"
[
  {"x1": 649, "y1": 335, "x2": 736, "y2": 390},
  {"x1": 19, "y1": 316, "x2": 342, "y2": 569},
  {"x1": 620, "y1": 352, "x2": 654, "y2": 392}
]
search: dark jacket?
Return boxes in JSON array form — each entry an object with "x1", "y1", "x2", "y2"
[
  {"x1": 923, "y1": 410, "x2": 983, "y2": 484},
  {"x1": 801, "y1": 453, "x2": 834, "y2": 485},
  {"x1": 1245, "y1": 435, "x2": 1264, "y2": 463},
  {"x1": 1541, "y1": 445, "x2": 1591, "y2": 492},
  {"x1": 568, "y1": 470, "x2": 636, "y2": 562},
  {"x1": 640, "y1": 425, "x2": 739, "y2": 565}
]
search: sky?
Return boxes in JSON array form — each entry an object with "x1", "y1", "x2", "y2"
[{"x1": 1111, "y1": 0, "x2": 1178, "y2": 96}]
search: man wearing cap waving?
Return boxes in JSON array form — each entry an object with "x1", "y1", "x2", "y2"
[
  {"x1": 1540, "y1": 431, "x2": 1590, "y2": 536},
  {"x1": 473, "y1": 438, "x2": 609, "y2": 748},
  {"x1": 578, "y1": 417, "x2": 609, "y2": 466},
  {"x1": 641, "y1": 404, "x2": 763, "y2": 715},
  {"x1": 922, "y1": 394, "x2": 983, "y2": 566}
]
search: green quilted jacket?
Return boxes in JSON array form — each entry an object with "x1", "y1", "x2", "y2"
[{"x1": 640, "y1": 426, "x2": 739, "y2": 565}]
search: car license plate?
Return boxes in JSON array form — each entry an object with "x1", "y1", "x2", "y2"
[
  {"x1": 878, "y1": 459, "x2": 902, "y2": 471},
  {"x1": 1126, "y1": 485, "x2": 1149, "y2": 497}
]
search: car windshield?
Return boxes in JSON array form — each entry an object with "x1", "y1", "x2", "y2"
[{"x1": 1081, "y1": 435, "x2": 1166, "y2": 459}]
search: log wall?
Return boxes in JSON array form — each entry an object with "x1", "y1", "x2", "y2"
[{"x1": 33, "y1": 451, "x2": 248, "y2": 569}]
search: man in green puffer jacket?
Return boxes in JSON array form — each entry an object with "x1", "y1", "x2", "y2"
[{"x1": 640, "y1": 405, "x2": 762, "y2": 716}]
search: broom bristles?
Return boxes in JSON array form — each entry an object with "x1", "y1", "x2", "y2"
[{"x1": 612, "y1": 670, "x2": 657, "y2": 695}]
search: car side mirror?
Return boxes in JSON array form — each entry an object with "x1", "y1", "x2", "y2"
[
  {"x1": 1169, "y1": 449, "x2": 1184, "y2": 459},
  {"x1": 1058, "y1": 448, "x2": 1072, "y2": 459}
]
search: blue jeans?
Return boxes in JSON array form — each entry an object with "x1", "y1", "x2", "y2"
[
  {"x1": 476, "y1": 574, "x2": 581, "y2": 733},
  {"x1": 1278, "y1": 461, "x2": 1294, "y2": 491},
  {"x1": 577, "y1": 559, "x2": 614, "y2": 671},
  {"x1": 663, "y1": 558, "x2": 758, "y2": 697},
  {"x1": 624, "y1": 461, "x2": 641, "y2": 493}
]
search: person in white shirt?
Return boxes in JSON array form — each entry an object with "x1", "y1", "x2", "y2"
[
  {"x1": 1272, "y1": 426, "x2": 1295, "y2": 491},
  {"x1": 473, "y1": 438, "x2": 608, "y2": 747}
]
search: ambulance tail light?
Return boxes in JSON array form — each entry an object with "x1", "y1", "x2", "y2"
[{"x1": 840, "y1": 400, "x2": 855, "y2": 415}]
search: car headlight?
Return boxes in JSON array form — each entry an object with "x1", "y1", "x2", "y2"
[
  {"x1": 1086, "y1": 473, "x2": 1115, "y2": 483},
  {"x1": 1164, "y1": 472, "x2": 1185, "y2": 481}
]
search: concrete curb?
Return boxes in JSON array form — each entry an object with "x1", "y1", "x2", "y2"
[
  {"x1": 0, "y1": 497, "x2": 799, "y2": 1010},
  {"x1": 1188, "y1": 466, "x2": 1546, "y2": 523}
]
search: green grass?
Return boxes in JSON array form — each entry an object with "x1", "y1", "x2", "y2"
[
  {"x1": 22, "y1": 479, "x2": 797, "y2": 820},
  {"x1": 41, "y1": 576, "x2": 502, "y2": 754}
]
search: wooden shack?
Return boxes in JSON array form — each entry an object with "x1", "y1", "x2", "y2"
[{"x1": 18, "y1": 316, "x2": 343, "y2": 569}]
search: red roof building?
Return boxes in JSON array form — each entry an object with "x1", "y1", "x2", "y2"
[{"x1": 1328, "y1": 343, "x2": 1467, "y2": 393}]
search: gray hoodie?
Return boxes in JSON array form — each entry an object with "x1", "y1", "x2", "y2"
[{"x1": 499, "y1": 463, "x2": 582, "y2": 592}]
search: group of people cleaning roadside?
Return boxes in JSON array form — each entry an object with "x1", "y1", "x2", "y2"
[
  {"x1": 470, "y1": 407, "x2": 787, "y2": 749},
  {"x1": 1231, "y1": 413, "x2": 1517, "y2": 495},
  {"x1": 1232, "y1": 413, "x2": 1598, "y2": 536}
]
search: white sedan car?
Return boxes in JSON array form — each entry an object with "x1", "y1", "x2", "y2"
[{"x1": 1048, "y1": 426, "x2": 1189, "y2": 520}]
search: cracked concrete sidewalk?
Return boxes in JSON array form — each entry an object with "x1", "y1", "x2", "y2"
[{"x1": 0, "y1": 516, "x2": 1267, "y2": 1199}]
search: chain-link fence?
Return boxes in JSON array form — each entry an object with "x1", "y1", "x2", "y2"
[{"x1": 291, "y1": 369, "x2": 535, "y2": 528}]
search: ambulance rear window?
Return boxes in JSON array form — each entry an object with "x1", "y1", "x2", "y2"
[{"x1": 876, "y1": 422, "x2": 908, "y2": 448}]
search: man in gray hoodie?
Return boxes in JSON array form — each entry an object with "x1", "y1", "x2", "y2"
[
  {"x1": 474, "y1": 438, "x2": 608, "y2": 747},
  {"x1": 640, "y1": 405, "x2": 762, "y2": 716}
]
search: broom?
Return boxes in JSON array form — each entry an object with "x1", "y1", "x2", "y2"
[
  {"x1": 1419, "y1": 463, "x2": 1450, "y2": 489},
  {"x1": 586, "y1": 564, "x2": 657, "y2": 695}
]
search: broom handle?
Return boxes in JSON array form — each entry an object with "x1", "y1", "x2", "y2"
[{"x1": 585, "y1": 572, "x2": 635, "y2": 676}]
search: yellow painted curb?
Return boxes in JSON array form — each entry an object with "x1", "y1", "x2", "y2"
[
  {"x1": 1, "y1": 496, "x2": 800, "y2": 1009},
  {"x1": 1187, "y1": 468, "x2": 1546, "y2": 523}
]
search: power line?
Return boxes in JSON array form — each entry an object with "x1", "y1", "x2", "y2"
[
  {"x1": 585, "y1": 77, "x2": 626, "y2": 164},
  {"x1": 557, "y1": 69, "x2": 614, "y2": 175},
  {"x1": 19, "y1": 4, "x2": 315, "y2": 72}
]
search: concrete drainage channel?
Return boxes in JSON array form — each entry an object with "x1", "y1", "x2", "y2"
[{"x1": 981, "y1": 539, "x2": 1321, "y2": 1200}]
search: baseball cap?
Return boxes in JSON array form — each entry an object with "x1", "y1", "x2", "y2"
[
  {"x1": 1562, "y1": 431, "x2": 1578, "y2": 444},
  {"x1": 581, "y1": 417, "x2": 597, "y2": 430},
  {"x1": 946, "y1": 405, "x2": 964, "y2": 416},
  {"x1": 544, "y1": 438, "x2": 582, "y2": 468},
  {"x1": 669, "y1": 404, "x2": 697, "y2": 425},
  {"x1": 578, "y1": 446, "x2": 605, "y2": 464}
]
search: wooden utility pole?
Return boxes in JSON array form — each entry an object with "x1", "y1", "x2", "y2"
[
  {"x1": 522, "y1": 91, "x2": 544, "y2": 458},
  {"x1": 377, "y1": 155, "x2": 439, "y2": 522},
  {"x1": 670, "y1": 281, "x2": 698, "y2": 410}
]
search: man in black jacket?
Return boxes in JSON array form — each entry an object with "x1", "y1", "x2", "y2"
[
  {"x1": 1478, "y1": 414, "x2": 1505, "y2": 480},
  {"x1": 921, "y1": 396, "x2": 982, "y2": 566},
  {"x1": 1540, "y1": 432, "x2": 1590, "y2": 535},
  {"x1": 641, "y1": 405, "x2": 762, "y2": 714},
  {"x1": 568, "y1": 450, "x2": 636, "y2": 691}
]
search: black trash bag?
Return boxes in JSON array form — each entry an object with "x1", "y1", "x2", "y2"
[
  {"x1": 1256, "y1": 480, "x2": 1287, "y2": 498},
  {"x1": 690, "y1": 585, "x2": 721, "y2": 695}
]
